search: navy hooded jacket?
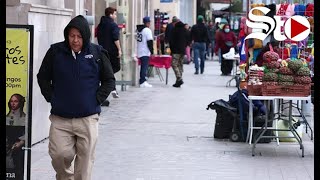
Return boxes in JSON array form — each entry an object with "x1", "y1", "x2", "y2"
[{"x1": 37, "y1": 15, "x2": 115, "y2": 118}]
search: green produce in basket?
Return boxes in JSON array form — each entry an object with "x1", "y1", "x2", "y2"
[
  {"x1": 294, "y1": 76, "x2": 312, "y2": 84},
  {"x1": 263, "y1": 72, "x2": 278, "y2": 81},
  {"x1": 288, "y1": 59, "x2": 303, "y2": 72},
  {"x1": 264, "y1": 68, "x2": 279, "y2": 73},
  {"x1": 278, "y1": 74, "x2": 294, "y2": 82},
  {"x1": 296, "y1": 66, "x2": 310, "y2": 76},
  {"x1": 279, "y1": 66, "x2": 293, "y2": 75},
  {"x1": 278, "y1": 82, "x2": 294, "y2": 86}
]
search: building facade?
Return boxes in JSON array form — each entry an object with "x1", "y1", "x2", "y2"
[{"x1": 6, "y1": 0, "x2": 196, "y2": 144}]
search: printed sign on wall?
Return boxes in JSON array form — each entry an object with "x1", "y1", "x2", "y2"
[{"x1": 6, "y1": 25, "x2": 33, "y2": 180}]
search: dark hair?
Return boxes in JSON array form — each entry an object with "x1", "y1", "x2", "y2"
[
  {"x1": 7, "y1": 94, "x2": 25, "y2": 117},
  {"x1": 105, "y1": 7, "x2": 117, "y2": 16},
  {"x1": 264, "y1": 41, "x2": 280, "y2": 52},
  {"x1": 222, "y1": 24, "x2": 230, "y2": 29}
]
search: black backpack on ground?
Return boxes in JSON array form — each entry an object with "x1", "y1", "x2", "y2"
[{"x1": 207, "y1": 99, "x2": 237, "y2": 139}]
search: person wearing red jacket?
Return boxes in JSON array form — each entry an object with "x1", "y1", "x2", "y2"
[{"x1": 215, "y1": 24, "x2": 237, "y2": 75}]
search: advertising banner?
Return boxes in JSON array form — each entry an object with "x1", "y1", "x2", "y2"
[{"x1": 6, "y1": 25, "x2": 33, "y2": 180}]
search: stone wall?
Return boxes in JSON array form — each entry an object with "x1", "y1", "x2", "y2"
[{"x1": 6, "y1": 2, "x2": 73, "y2": 144}]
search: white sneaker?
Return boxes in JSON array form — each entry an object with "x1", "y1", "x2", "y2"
[
  {"x1": 140, "y1": 81, "x2": 152, "y2": 88},
  {"x1": 111, "y1": 90, "x2": 119, "y2": 98}
]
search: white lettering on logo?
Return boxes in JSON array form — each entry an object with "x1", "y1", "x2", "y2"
[
  {"x1": 245, "y1": 7, "x2": 310, "y2": 42},
  {"x1": 245, "y1": 7, "x2": 275, "y2": 41},
  {"x1": 85, "y1": 54, "x2": 93, "y2": 59}
]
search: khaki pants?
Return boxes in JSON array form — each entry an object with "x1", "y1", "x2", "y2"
[{"x1": 48, "y1": 114, "x2": 99, "y2": 180}]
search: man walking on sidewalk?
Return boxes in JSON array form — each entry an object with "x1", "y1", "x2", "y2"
[
  {"x1": 37, "y1": 15, "x2": 115, "y2": 180},
  {"x1": 136, "y1": 16, "x2": 154, "y2": 88},
  {"x1": 191, "y1": 15, "x2": 210, "y2": 74},
  {"x1": 170, "y1": 21, "x2": 189, "y2": 87},
  {"x1": 97, "y1": 7, "x2": 122, "y2": 101}
]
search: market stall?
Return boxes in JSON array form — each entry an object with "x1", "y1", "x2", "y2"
[{"x1": 238, "y1": 1, "x2": 314, "y2": 157}]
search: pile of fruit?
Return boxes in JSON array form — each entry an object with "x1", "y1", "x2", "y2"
[
  {"x1": 258, "y1": 52, "x2": 311, "y2": 96},
  {"x1": 278, "y1": 61, "x2": 295, "y2": 86},
  {"x1": 262, "y1": 58, "x2": 311, "y2": 87},
  {"x1": 263, "y1": 50, "x2": 279, "y2": 63}
]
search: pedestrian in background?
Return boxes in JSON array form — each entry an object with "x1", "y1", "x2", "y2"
[
  {"x1": 97, "y1": 7, "x2": 122, "y2": 102},
  {"x1": 136, "y1": 16, "x2": 154, "y2": 88},
  {"x1": 165, "y1": 16, "x2": 179, "y2": 50},
  {"x1": 214, "y1": 22, "x2": 222, "y2": 63},
  {"x1": 191, "y1": 15, "x2": 210, "y2": 74},
  {"x1": 215, "y1": 24, "x2": 237, "y2": 75},
  {"x1": 37, "y1": 15, "x2": 115, "y2": 180},
  {"x1": 207, "y1": 21, "x2": 216, "y2": 60},
  {"x1": 170, "y1": 21, "x2": 189, "y2": 87},
  {"x1": 184, "y1": 23, "x2": 192, "y2": 64}
]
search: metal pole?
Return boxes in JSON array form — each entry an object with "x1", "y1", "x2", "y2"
[{"x1": 229, "y1": 0, "x2": 232, "y2": 22}]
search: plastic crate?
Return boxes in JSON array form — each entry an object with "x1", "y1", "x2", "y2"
[{"x1": 247, "y1": 85, "x2": 262, "y2": 96}]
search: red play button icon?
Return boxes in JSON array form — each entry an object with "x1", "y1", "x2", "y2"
[{"x1": 285, "y1": 15, "x2": 310, "y2": 41}]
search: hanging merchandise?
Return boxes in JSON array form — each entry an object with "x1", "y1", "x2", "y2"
[
  {"x1": 294, "y1": 4, "x2": 306, "y2": 16},
  {"x1": 285, "y1": 4, "x2": 295, "y2": 16},
  {"x1": 233, "y1": 18, "x2": 239, "y2": 30},
  {"x1": 307, "y1": 33, "x2": 314, "y2": 47},
  {"x1": 308, "y1": 17, "x2": 314, "y2": 33},
  {"x1": 230, "y1": 17, "x2": 234, "y2": 30},
  {"x1": 253, "y1": 49, "x2": 262, "y2": 63},
  {"x1": 251, "y1": 3, "x2": 265, "y2": 16},
  {"x1": 240, "y1": 37, "x2": 247, "y2": 63},
  {"x1": 265, "y1": 3, "x2": 276, "y2": 17},
  {"x1": 290, "y1": 44, "x2": 298, "y2": 59},
  {"x1": 305, "y1": 3, "x2": 314, "y2": 17},
  {"x1": 276, "y1": 3, "x2": 289, "y2": 15}
]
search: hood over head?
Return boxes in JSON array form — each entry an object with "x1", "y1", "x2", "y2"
[
  {"x1": 64, "y1": 15, "x2": 91, "y2": 50},
  {"x1": 136, "y1": 24, "x2": 146, "y2": 32},
  {"x1": 100, "y1": 15, "x2": 113, "y2": 24},
  {"x1": 175, "y1": 21, "x2": 185, "y2": 28}
]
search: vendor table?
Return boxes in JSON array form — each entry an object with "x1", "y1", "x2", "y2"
[
  {"x1": 225, "y1": 57, "x2": 240, "y2": 87},
  {"x1": 247, "y1": 95, "x2": 311, "y2": 157},
  {"x1": 139, "y1": 55, "x2": 172, "y2": 85}
]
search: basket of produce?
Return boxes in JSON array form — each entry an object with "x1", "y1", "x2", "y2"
[
  {"x1": 288, "y1": 59, "x2": 304, "y2": 72},
  {"x1": 261, "y1": 85, "x2": 281, "y2": 96},
  {"x1": 263, "y1": 72, "x2": 278, "y2": 82},
  {"x1": 280, "y1": 84, "x2": 311, "y2": 97},
  {"x1": 247, "y1": 85, "x2": 262, "y2": 96}
]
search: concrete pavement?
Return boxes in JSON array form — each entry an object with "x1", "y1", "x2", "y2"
[{"x1": 31, "y1": 59, "x2": 314, "y2": 180}]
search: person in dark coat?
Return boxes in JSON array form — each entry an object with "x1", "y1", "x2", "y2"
[
  {"x1": 37, "y1": 15, "x2": 115, "y2": 180},
  {"x1": 190, "y1": 15, "x2": 210, "y2": 74},
  {"x1": 165, "y1": 16, "x2": 179, "y2": 48},
  {"x1": 97, "y1": 7, "x2": 122, "y2": 102},
  {"x1": 184, "y1": 23, "x2": 192, "y2": 64},
  {"x1": 170, "y1": 21, "x2": 189, "y2": 87},
  {"x1": 215, "y1": 24, "x2": 237, "y2": 75}
]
